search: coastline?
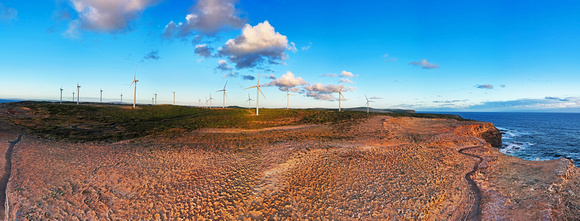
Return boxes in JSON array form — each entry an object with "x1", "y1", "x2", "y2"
[{"x1": 0, "y1": 104, "x2": 578, "y2": 219}]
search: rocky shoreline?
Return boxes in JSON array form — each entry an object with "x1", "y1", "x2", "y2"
[{"x1": 0, "y1": 108, "x2": 578, "y2": 219}]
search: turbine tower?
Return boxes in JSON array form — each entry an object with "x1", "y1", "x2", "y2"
[
  {"x1": 282, "y1": 89, "x2": 295, "y2": 110},
  {"x1": 365, "y1": 95, "x2": 375, "y2": 113},
  {"x1": 154, "y1": 92, "x2": 157, "y2": 105},
  {"x1": 198, "y1": 99, "x2": 202, "y2": 107},
  {"x1": 76, "y1": 83, "x2": 81, "y2": 105},
  {"x1": 334, "y1": 84, "x2": 346, "y2": 111},
  {"x1": 59, "y1": 87, "x2": 63, "y2": 104},
  {"x1": 244, "y1": 70, "x2": 266, "y2": 115},
  {"x1": 129, "y1": 66, "x2": 139, "y2": 109},
  {"x1": 120, "y1": 93, "x2": 123, "y2": 103},
  {"x1": 217, "y1": 81, "x2": 228, "y2": 108},
  {"x1": 173, "y1": 92, "x2": 176, "y2": 105},
  {"x1": 208, "y1": 93, "x2": 214, "y2": 109},
  {"x1": 100, "y1": 88, "x2": 103, "y2": 103},
  {"x1": 152, "y1": 97, "x2": 154, "y2": 104},
  {"x1": 246, "y1": 93, "x2": 253, "y2": 109},
  {"x1": 205, "y1": 97, "x2": 209, "y2": 108},
  {"x1": 72, "y1": 92, "x2": 75, "y2": 102}
]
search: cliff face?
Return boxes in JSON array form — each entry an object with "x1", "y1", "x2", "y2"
[{"x1": 454, "y1": 122, "x2": 502, "y2": 147}]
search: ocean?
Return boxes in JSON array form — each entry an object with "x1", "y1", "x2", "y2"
[{"x1": 431, "y1": 112, "x2": 580, "y2": 167}]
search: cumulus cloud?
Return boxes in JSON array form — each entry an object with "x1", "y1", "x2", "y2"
[
  {"x1": 66, "y1": 0, "x2": 158, "y2": 35},
  {"x1": 0, "y1": 3, "x2": 17, "y2": 22},
  {"x1": 341, "y1": 71, "x2": 354, "y2": 78},
  {"x1": 141, "y1": 50, "x2": 160, "y2": 61},
  {"x1": 163, "y1": 0, "x2": 245, "y2": 38},
  {"x1": 304, "y1": 83, "x2": 356, "y2": 93},
  {"x1": 475, "y1": 84, "x2": 493, "y2": 89},
  {"x1": 339, "y1": 78, "x2": 354, "y2": 83},
  {"x1": 242, "y1": 75, "x2": 255, "y2": 80},
  {"x1": 302, "y1": 83, "x2": 356, "y2": 101},
  {"x1": 409, "y1": 59, "x2": 439, "y2": 69},
  {"x1": 218, "y1": 21, "x2": 291, "y2": 69},
  {"x1": 216, "y1": 60, "x2": 233, "y2": 71},
  {"x1": 195, "y1": 44, "x2": 213, "y2": 57},
  {"x1": 306, "y1": 92, "x2": 336, "y2": 101},
  {"x1": 264, "y1": 71, "x2": 308, "y2": 91}
]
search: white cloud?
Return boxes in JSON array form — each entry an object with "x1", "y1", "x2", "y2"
[
  {"x1": 66, "y1": 0, "x2": 158, "y2": 35},
  {"x1": 341, "y1": 71, "x2": 354, "y2": 77},
  {"x1": 321, "y1": 71, "x2": 356, "y2": 78},
  {"x1": 195, "y1": 44, "x2": 213, "y2": 57},
  {"x1": 216, "y1": 60, "x2": 232, "y2": 71},
  {"x1": 306, "y1": 92, "x2": 336, "y2": 101},
  {"x1": 288, "y1": 42, "x2": 297, "y2": 53},
  {"x1": 304, "y1": 83, "x2": 356, "y2": 93},
  {"x1": 0, "y1": 3, "x2": 17, "y2": 22},
  {"x1": 339, "y1": 79, "x2": 354, "y2": 83},
  {"x1": 265, "y1": 71, "x2": 308, "y2": 91},
  {"x1": 409, "y1": 59, "x2": 439, "y2": 69},
  {"x1": 322, "y1": 73, "x2": 338, "y2": 77},
  {"x1": 163, "y1": 0, "x2": 244, "y2": 38},
  {"x1": 218, "y1": 21, "x2": 290, "y2": 69}
]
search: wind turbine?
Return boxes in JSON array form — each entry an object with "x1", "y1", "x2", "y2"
[
  {"x1": 120, "y1": 93, "x2": 123, "y2": 103},
  {"x1": 217, "y1": 81, "x2": 228, "y2": 108},
  {"x1": 173, "y1": 92, "x2": 176, "y2": 105},
  {"x1": 72, "y1": 92, "x2": 75, "y2": 102},
  {"x1": 365, "y1": 95, "x2": 375, "y2": 113},
  {"x1": 205, "y1": 98, "x2": 208, "y2": 108},
  {"x1": 282, "y1": 89, "x2": 295, "y2": 110},
  {"x1": 154, "y1": 92, "x2": 157, "y2": 105},
  {"x1": 152, "y1": 97, "x2": 154, "y2": 104},
  {"x1": 208, "y1": 93, "x2": 214, "y2": 109},
  {"x1": 244, "y1": 71, "x2": 266, "y2": 115},
  {"x1": 129, "y1": 66, "x2": 139, "y2": 109},
  {"x1": 246, "y1": 93, "x2": 253, "y2": 109},
  {"x1": 100, "y1": 88, "x2": 103, "y2": 103},
  {"x1": 334, "y1": 83, "x2": 346, "y2": 111},
  {"x1": 76, "y1": 83, "x2": 81, "y2": 105},
  {"x1": 198, "y1": 98, "x2": 202, "y2": 107},
  {"x1": 59, "y1": 87, "x2": 63, "y2": 104}
]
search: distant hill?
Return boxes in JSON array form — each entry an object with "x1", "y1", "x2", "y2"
[{"x1": 307, "y1": 107, "x2": 415, "y2": 114}]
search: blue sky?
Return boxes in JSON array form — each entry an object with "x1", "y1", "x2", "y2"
[{"x1": 1, "y1": 0, "x2": 580, "y2": 112}]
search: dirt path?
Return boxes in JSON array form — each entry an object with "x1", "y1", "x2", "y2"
[
  {"x1": 0, "y1": 134, "x2": 23, "y2": 220},
  {"x1": 458, "y1": 145, "x2": 483, "y2": 221}
]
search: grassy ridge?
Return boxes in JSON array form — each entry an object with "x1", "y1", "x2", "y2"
[{"x1": 4, "y1": 101, "x2": 466, "y2": 142}]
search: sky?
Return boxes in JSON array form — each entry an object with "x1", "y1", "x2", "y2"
[{"x1": 1, "y1": 0, "x2": 580, "y2": 112}]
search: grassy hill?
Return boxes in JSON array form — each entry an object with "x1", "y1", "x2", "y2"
[{"x1": 2, "y1": 101, "x2": 466, "y2": 142}]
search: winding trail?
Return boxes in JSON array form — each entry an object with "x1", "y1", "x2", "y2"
[
  {"x1": 0, "y1": 135, "x2": 23, "y2": 220},
  {"x1": 458, "y1": 145, "x2": 483, "y2": 221}
]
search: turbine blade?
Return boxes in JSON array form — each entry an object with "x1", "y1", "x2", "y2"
[
  {"x1": 258, "y1": 87, "x2": 266, "y2": 99},
  {"x1": 244, "y1": 86, "x2": 257, "y2": 90},
  {"x1": 224, "y1": 80, "x2": 228, "y2": 89}
]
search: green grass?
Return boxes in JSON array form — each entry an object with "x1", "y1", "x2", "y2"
[{"x1": 4, "y1": 101, "x2": 467, "y2": 142}]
